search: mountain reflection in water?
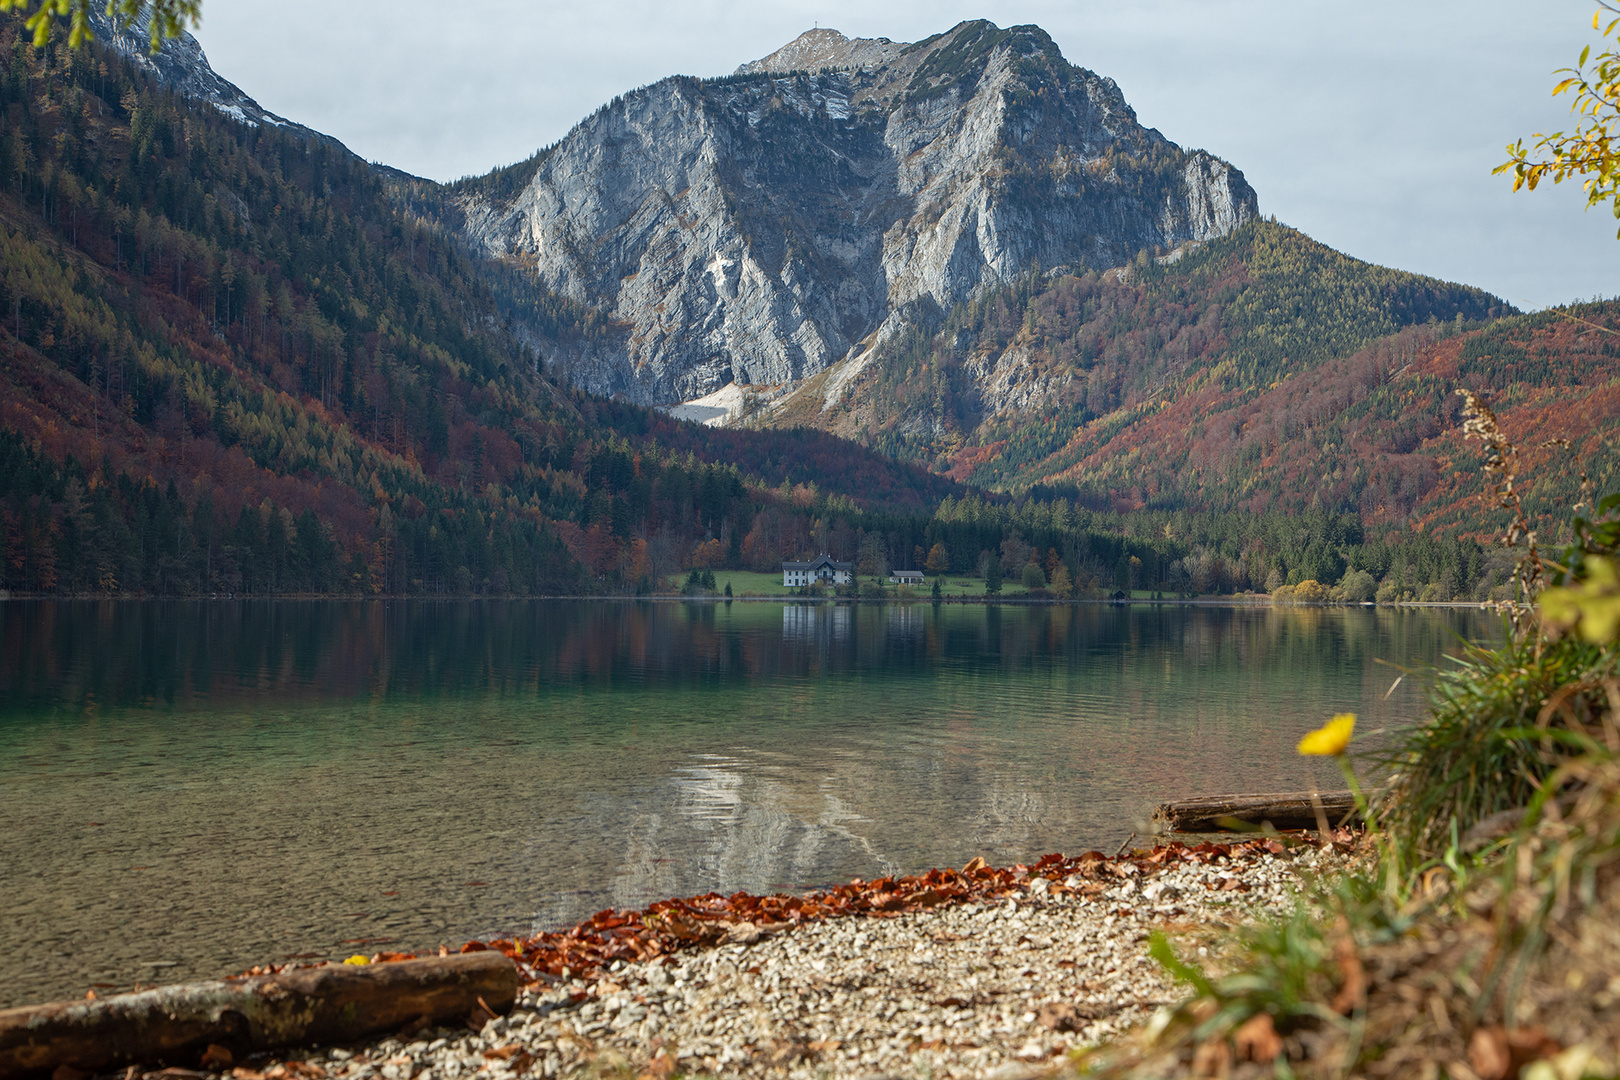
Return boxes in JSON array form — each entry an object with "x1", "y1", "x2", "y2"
[{"x1": 0, "y1": 599, "x2": 1496, "y2": 1008}]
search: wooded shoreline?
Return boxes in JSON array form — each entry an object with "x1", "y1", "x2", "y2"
[{"x1": 0, "y1": 591, "x2": 1494, "y2": 608}]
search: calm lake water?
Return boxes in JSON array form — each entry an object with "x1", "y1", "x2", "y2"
[{"x1": 0, "y1": 599, "x2": 1496, "y2": 1008}]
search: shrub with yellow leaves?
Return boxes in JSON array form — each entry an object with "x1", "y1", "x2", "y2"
[{"x1": 1291, "y1": 579, "x2": 1331, "y2": 604}]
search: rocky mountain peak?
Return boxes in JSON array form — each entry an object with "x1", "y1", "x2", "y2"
[
  {"x1": 735, "y1": 27, "x2": 906, "y2": 76},
  {"x1": 454, "y1": 20, "x2": 1259, "y2": 408}
]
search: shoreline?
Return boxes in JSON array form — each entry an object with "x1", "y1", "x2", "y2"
[
  {"x1": 28, "y1": 836, "x2": 1353, "y2": 1079},
  {"x1": 0, "y1": 592, "x2": 1495, "y2": 610}
]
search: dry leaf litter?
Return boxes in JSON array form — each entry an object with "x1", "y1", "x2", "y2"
[{"x1": 216, "y1": 841, "x2": 1344, "y2": 1080}]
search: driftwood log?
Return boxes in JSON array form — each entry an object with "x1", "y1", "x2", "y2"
[
  {"x1": 0, "y1": 951, "x2": 517, "y2": 1079},
  {"x1": 1153, "y1": 790, "x2": 1359, "y2": 833}
]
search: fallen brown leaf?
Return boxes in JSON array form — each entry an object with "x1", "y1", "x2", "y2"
[
  {"x1": 484, "y1": 1045, "x2": 526, "y2": 1060},
  {"x1": 1330, "y1": 922, "x2": 1367, "y2": 1015},
  {"x1": 767, "y1": 1039, "x2": 808, "y2": 1065},
  {"x1": 198, "y1": 1045, "x2": 234, "y2": 1070},
  {"x1": 724, "y1": 921, "x2": 761, "y2": 945},
  {"x1": 1468, "y1": 1026, "x2": 1512, "y2": 1080},
  {"x1": 1190, "y1": 1038, "x2": 1232, "y2": 1078},
  {"x1": 1233, "y1": 1012, "x2": 1283, "y2": 1062},
  {"x1": 640, "y1": 1050, "x2": 677, "y2": 1080},
  {"x1": 1037, "y1": 1002, "x2": 1082, "y2": 1032}
]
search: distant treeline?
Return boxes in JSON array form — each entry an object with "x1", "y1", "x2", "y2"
[
  {"x1": 827, "y1": 495, "x2": 1499, "y2": 602},
  {"x1": 3, "y1": 424, "x2": 1503, "y2": 600}
]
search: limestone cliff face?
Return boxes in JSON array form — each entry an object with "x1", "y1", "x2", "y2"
[{"x1": 456, "y1": 21, "x2": 1258, "y2": 405}]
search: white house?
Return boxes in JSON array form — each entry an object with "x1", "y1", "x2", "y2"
[
  {"x1": 782, "y1": 554, "x2": 853, "y2": 586},
  {"x1": 888, "y1": 570, "x2": 925, "y2": 586}
]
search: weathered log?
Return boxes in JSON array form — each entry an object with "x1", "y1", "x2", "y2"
[
  {"x1": 0, "y1": 951, "x2": 517, "y2": 1079},
  {"x1": 1153, "y1": 790, "x2": 1359, "y2": 833}
]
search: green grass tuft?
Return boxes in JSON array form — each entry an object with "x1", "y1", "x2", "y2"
[{"x1": 1377, "y1": 624, "x2": 1619, "y2": 865}]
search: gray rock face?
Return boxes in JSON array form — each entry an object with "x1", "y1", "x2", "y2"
[
  {"x1": 456, "y1": 21, "x2": 1258, "y2": 405},
  {"x1": 735, "y1": 26, "x2": 908, "y2": 76},
  {"x1": 85, "y1": 9, "x2": 339, "y2": 146}
]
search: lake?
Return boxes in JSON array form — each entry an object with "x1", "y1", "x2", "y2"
[{"x1": 0, "y1": 599, "x2": 1495, "y2": 1008}]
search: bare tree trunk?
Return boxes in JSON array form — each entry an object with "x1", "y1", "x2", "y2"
[
  {"x1": 1153, "y1": 790, "x2": 1358, "y2": 833},
  {"x1": 0, "y1": 952, "x2": 517, "y2": 1078}
]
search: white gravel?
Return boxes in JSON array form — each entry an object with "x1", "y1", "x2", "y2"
[{"x1": 256, "y1": 843, "x2": 1344, "y2": 1080}]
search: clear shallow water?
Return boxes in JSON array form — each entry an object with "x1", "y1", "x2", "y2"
[{"x1": 0, "y1": 599, "x2": 1496, "y2": 1007}]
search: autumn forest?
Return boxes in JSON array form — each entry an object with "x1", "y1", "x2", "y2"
[{"x1": 0, "y1": 18, "x2": 1612, "y2": 601}]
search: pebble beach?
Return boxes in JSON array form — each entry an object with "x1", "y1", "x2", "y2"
[{"x1": 223, "y1": 840, "x2": 1347, "y2": 1080}]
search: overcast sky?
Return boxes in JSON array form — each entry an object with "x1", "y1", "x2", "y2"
[{"x1": 190, "y1": 0, "x2": 1610, "y2": 310}]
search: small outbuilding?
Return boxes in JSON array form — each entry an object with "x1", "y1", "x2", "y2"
[{"x1": 888, "y1": 570, "x2": 925, "y2": 586}]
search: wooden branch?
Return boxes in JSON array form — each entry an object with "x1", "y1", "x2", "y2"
[
  {"x1": 1153, "y1": 790, "x2": 1359, "y2": 833},
  {"x1": 0, "y1": 951, "x2": 518, "y2": 1078}
]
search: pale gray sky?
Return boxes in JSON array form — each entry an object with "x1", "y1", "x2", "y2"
[{"x1": 191, "y1": 1, "x2": 1611, "y2": 310}]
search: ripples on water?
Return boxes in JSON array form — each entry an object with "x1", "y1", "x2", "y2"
[{"x1": 0, "y1": 599, "x2": 1497, "y2": 1007}]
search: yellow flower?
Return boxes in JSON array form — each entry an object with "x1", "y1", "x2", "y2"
[
  {"x1": 343, "y1": 954, "x2": 371, "y2": 965},
  {"x1": 1297, "y1": 713, "x2": 1356, "y2": 756}
]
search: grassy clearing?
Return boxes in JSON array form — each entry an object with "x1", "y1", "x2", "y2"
[{"x1": 702, "y1": 570, "x2": 797, "y2": 597}]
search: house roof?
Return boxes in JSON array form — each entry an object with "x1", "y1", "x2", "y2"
[{"x1": 782, "y1": 554, "x2": 853, "y2": 571}]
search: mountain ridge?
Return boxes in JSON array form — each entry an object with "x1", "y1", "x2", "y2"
[
  {"x1": 451, "y1": 20, "x2": 1257, "y2": 406},
  {"x1": 78, "y1": 7, "x2": 368, "y2": 153},
  {"x1": 2, "y1": 9, "x2": 1613, "y2": 606}
]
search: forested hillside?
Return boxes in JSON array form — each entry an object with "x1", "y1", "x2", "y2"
[
  {"x1": 773, "y1": 221, "x2": 1515, "y2": 489},
  {"x1": 769, "y1": 217, "x2": 1619, "y2": 544},
  {"x1": 1018, "y1": 301, "x2": 1620, "y2": 533},
  {"x1": 0, "y1": 20, "x2": 966, "y2": 596},
  {"x1": 0, "y1": 13, "x2": 1605, "y2": 604}
]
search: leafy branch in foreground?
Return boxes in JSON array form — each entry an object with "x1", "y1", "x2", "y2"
[
  {"x1": 0, "y1": 0, "x2": 199, "y2": 50},
  {"x1": 1497, "y1": 3, "x2": 1620, "y2": 235},
  {"x1": 1542, "y1": 491, "x2": 1620, "y2": 644}
]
